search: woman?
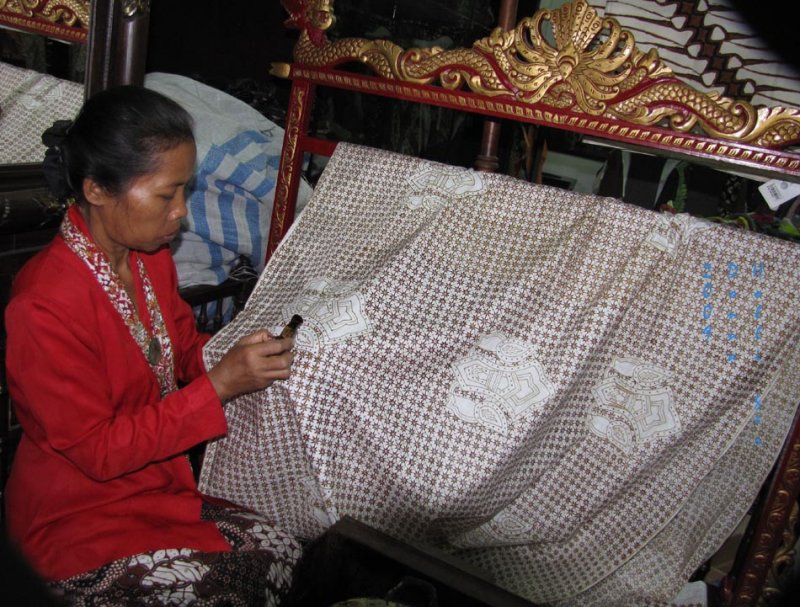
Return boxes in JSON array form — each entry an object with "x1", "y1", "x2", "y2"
[{"x1": 4, "y1": 86, "x2": 301, "y2": 605}]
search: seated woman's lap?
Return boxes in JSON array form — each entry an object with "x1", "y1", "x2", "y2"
[{"x1": 50, "y1": 504, "x2": 301, "y2": 607}]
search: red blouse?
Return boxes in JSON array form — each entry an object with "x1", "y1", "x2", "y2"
[{"x1": 5, "y1": 206, "x2": 231, "y2": 581}]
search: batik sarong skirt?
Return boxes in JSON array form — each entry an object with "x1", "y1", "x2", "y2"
[{"x1": 49, "y1": 503, "x2": 302, "y2": 606}]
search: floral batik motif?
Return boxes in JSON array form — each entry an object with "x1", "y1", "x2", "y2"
[
  {"x1": 50, "y1": 503, "x2": 301, "y2": 606},
  {"x1": 199, "y1": 143, "x2": 800, "y2": 606}
]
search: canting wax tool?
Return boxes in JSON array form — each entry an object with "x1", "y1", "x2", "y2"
[{"x1": 280, "y1": 314, "x2": 304, "y2": 338}]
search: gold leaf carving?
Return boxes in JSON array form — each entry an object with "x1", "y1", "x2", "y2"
[
  {"x1": 0, "y1": 0, "x2": 89, "y2": 28},
  {"x1": 280, "y1": 0, "x2": 800, "y2": 150},
  {"x1": 121, "y1": 0, "x2": 150, "y2": 18}
]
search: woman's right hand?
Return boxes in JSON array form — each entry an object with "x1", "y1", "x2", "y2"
[{"x1": 207, "y1": 330, "x2": 295, "y2": 402}]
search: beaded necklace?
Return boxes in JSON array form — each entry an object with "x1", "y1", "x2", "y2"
[{"x1": 61, "y1": 209, "x2": 177, "y2": 396}]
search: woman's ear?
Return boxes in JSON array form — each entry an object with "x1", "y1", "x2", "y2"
[{"x1": 82, "y1": 178, "x2": 112, "y2": 208}]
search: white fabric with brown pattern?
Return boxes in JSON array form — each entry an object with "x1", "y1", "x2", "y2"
[
  {"x1": 0, "y1": 62, "x2": 83, "y2": 164},
  {"x1": 199, "y1": 143, "x2": 800, "y2": 606}
]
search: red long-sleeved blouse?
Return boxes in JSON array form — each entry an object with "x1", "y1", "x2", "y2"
[{"x1": 5, "y1": 206, "x2": 231, "y2": 581}]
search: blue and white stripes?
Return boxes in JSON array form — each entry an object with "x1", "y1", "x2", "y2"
[
  {"x1": 185, "y1": 129, "x2": 279, "y2": 283},
  {"x1": 146, "y1": 72, "x2": 312, "y2": 287}
]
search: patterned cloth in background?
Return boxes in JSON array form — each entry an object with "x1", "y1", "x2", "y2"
[
  {"x1": 198, "y1": 143, "x2": 800, "y2": 606},
  {"x1": 50, "y1": 502, "x2": 302, "y2": 607},
  {"x1": 584, "y1": 0, "x2": 800, "y2": 108},
  {"x1": 0, "y1": 62, "x2": 83, "y2": 164}
]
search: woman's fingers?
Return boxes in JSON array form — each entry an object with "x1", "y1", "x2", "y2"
[
  {"x1": 247, "y1": 337, "x2": 294, "y2": 358},
  {"x1": 243, "y1": 345, "x2": 292, "y2": 371},
  {"x1": 208, "y1": 336, "x2": 296, "y2": 402},
  {"x1": 237, "y1": 329, "x2": 274, "y2": 346}
]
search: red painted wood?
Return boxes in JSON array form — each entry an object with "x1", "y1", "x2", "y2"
[
  {"x1": 266, "y1": 79, "x2": 316, "y2": 263},
  {"x1": 0, "y1": 12, "x2": 87, "y2": 44},
  {"x1": 475, "y1": 0, "x2": 519, "y2": 173},
  {"x1": 724, "y1": 403, "x2": 800, "y2": 606},
  {"x1": 285, "y1": 66, "x2": 800, "y2": 180},
  {"x1": 301, "y1": 136, "x2": 337, "y2": 158}
]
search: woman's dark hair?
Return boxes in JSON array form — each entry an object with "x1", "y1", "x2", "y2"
[{"x1": 42, "y1": 86, "x2": 194, "y2": 201}]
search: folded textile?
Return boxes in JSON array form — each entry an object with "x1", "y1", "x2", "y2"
[
  {"x1": 0, "y1": 62, "x2": 83, "y2": 164},
  {"x1": 199, "y1": 143, "x2": 800, "y2": 605},
  {"x1": 585, "y1": 0, "x2": 800, "y2": 109},
  {"x1": 145, "y1": 73, "x2": 313, "y2": 287}
]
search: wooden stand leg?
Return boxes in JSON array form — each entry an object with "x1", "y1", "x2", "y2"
[
  {"x1": 723, "y1": 404, "x2": 800, "y2": 606},
  {"x1": 267, "y1": 79, "x2": 316, "y2": 263},
  {"x1": 473, "y1": 0, "x2": 519, "y2": 174}
]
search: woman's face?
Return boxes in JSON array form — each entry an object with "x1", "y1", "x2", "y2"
[{"x1": 86, "y1": 141, "x2": 196, "y2": 256}]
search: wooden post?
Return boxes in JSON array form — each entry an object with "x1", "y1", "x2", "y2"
[
  {"x1": 474, "y1": 0, "x2": 519, "y2": 173},
  {"x1": 86, "y1": 0, "x2": 150, "y2": 98},
  {"x1": 266, "y1": 79, "x2": 316, "y2": 263}
]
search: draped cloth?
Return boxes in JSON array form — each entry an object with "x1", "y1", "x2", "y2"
[
  {"x1": 584, "y1": 0, "x2": 800, "y2": 109},
  {"x1": 199, "y1": 143, "x2": 800, "y2": 606},
  {"x1": 0, "y1": 62, "x2": 83, "y2": 164}
]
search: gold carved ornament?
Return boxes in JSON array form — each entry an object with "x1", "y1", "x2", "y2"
[
  {"x1": 0, "y1": 0, "x2": 89, "y2": 29},
  {"x1": 273, "y1": 85, "x2": 307, "y2": 242},
  {"x1": 739, "y1": 439, "x2": 800, "y2": 606},
  {"x1": 762, "y1": 500, "x2": 799, "y2": 603},
  {"x1": 279, "y1": 0, "x2": 800, "y2": 150},
  {"x1": 121, "y1": 0, "x2": 150, "y2": 18}
]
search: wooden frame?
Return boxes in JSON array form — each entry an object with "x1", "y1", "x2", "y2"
[
  {"x1": 268, "y1": 1, "x2": 800, "y2": 605},
  {"x1": 0, "y1": 0, "x2": 150, "y2": 100},
  {"x1": 0, "y1": 0, "x2": 90, "y2": 43},
  {"x1": 287, "y1": 516, "x2": 536, "y2": 606},
  {"x1": 85, "y1": 0, "x2": 150, "y2": 98},
  {"x1": 267, "y1": 0, "x2": 800, "y2": 256}
]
